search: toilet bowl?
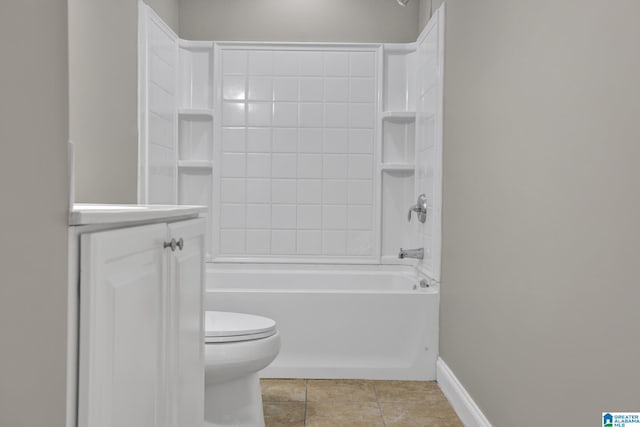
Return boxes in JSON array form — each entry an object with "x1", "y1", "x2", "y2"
[{"x1": 204, "y1": 311, "x2": 281, "y2": 427}]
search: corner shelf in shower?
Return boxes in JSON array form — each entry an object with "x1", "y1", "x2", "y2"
[
  {"x1": 382, "y1": 111, "x2": 416, "y2": 120},
  {"x1": 380, "y1": 162, "x2": 414, "y2": 171},
  {"x1": 379, "y1": 45, "x2": 419, "y2": 265},
  {"x1": 178, "y1": 160, "x2": 213, "y2": 169},
  {"x1": 178, "y1": 108, "x2": 214, "y2": 118}
]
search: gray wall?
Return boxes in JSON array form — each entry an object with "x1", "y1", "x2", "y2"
[
  {"x1": 418, "y1": 0, "x2": 440, "y2": 32},
  {"x1": 440, "y1": 1, "x2": 640, "y2": 426},
  {"x1": 180, "y1": 0, "x2": 419, "y2": 42},
  {"x1": 69, "y1": 0, "x2": 179, "y2": 204},
  {"x1": 418, "y1": 0, "x2": 431, "y2": 32},
  {"x1": 148, "y1": 0, "x2": 180, "y2": 32},
  {"x1": 69, "y1": 0, "x2": 139, "y2": 203},
  {"x1": 0, "y1": 1, "x2": 70, "y2": 426}
]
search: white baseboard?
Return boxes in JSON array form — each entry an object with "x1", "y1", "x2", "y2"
[{"x1": 436, "y1": 358, "x2": 493, "y2": 427}]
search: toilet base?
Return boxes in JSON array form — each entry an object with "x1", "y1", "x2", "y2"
[{"x1": 204, "y1": 373, "x2": 265, "y2": 427}]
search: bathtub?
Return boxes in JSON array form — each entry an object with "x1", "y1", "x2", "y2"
[{"x1": 205, "y1": 264, "x2": 439, "y2": 380}]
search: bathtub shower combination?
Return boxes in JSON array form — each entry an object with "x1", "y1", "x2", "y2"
[{"x1": 138, "y1": 5, "x2": 445, "y2": 381}]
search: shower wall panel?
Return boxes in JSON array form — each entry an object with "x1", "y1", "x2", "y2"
[
  {"x1": 414, "y1": 10, "x2": 444, "y2": 281},
  {"x1": 140, "y1": 10, "x2": 179, "y2": 205},
  {"x1": 214, "y1": 44, "x2": 379, "y2": 262}
]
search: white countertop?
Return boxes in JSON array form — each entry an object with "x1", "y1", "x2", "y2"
[{"x1": 69, "y1": 204, "x2": 207, "y2": 226}]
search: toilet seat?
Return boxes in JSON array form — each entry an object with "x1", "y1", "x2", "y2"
[{"x1": 205, "y1": 311, "x2": 277, "y2": 343}]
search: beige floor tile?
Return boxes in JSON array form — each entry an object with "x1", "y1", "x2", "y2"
[
  {"x1": 381, "y1": 402, "x2": 462, "y2": 427},
  {"x1": 306, "y1": 401, "x2": 384, "y2": 427},
  {"x1": 263, "y1": 401, "x2": 305, "y2": 427},
  {"x1": 258, "y1": 379, "x2": 460, "y2": 427},
  {"x1": 306, "y1": 418, "x2": 384, "y2": 427},
  {"x1": 307, "y1": 379, "x2": 377, "y2": 402},
  {"x1": 261, "y1": 379, "x2": 307, "y2": 402},
  {"x1": 374, "y1": 380, "x2": 445, "y2": 402},
  {"x1": 265, "y1": 420, "x2": 304, "y2": 427},
  {"x1": 384, "y1": 418, "x2": 464, "y2": 427}
]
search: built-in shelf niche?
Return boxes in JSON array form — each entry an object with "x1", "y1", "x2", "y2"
[
  {"x1": 179, "y1": 41, "x2": 214, "y2": 110},
  {"x1": 382, "y1": 116, "x2": 415, "y2": 165},
  {"x1": 178, "y1": 40, "x2": 214, "y2": 259},
  {"x1": 179, "y1": 115, "x2": 213, "y2": 162},
  {"x1": 381, "y1": 111, "x2": 416, "y2": 120},
  {"x1": 381, "y1": 170, "x2": 420, "y2": 262},
  {"x1": 178, "y1": 160, "x2": 213, "y2": 169},
  {"x1": 382, "y1": 45, "x2": 416, "y2": 112},
  {"x1": 380, "y1": 163, "x2": 414, "y2": 171},
  {"x1": 179, "y1": 108, "x2": 214, "y2": 117},
  {"x1": 179, "y1": 169, "x2": 213, "y2": 258},
  {"x1": 379, "y1": 45, "x2": 418, "y2": 265}
]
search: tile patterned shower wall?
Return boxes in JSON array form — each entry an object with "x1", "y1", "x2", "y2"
[
  {"x1": 215, "y1": 46, "x2": 378, "y2": 260},
  {"x1": 414, "y1": 13, "x2": 444, "y2": 279},
  {"x1": 145, "y1": 13, "x2": 178, "y2": 204}
]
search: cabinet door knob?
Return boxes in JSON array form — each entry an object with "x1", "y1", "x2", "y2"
[
  {"x1": 163, "y1": 238, "x2": 177, "y2": 251},
  {"x1": 177, "y1": 238, "x2": 184, "y2": 251}
]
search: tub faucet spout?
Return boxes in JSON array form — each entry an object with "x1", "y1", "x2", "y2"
[{"x1": 398, "y1": 248, "x2": 424, "y2": 260}]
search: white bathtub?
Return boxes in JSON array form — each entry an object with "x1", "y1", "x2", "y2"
[{"x1": 205, "y1": 264, "x2": 439, "y2": 380}]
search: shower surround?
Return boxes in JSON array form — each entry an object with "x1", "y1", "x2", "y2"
[{"x1": 138, "y1": 4, "x2": 444, "y2": 380}]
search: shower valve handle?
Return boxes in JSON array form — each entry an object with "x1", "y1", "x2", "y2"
[{"x1": 408, "y1": 194, "x2": 428, "y2": 223}]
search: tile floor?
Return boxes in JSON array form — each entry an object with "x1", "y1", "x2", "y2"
[{"x1": 261, "y1": 379, "x2": 463, "y2": 427}]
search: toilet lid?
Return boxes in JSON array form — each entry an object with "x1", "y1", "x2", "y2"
[{"x1": 205, "y1": 311, "x2": 277, "y2": 343}]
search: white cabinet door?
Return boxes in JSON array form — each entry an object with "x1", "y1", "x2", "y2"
[
  {"x1": 166, "y1": 219, "x2": 205, "y2": 427},
  {"x1": 78, "y1": 223, "x2": 168, "y2": 427}
]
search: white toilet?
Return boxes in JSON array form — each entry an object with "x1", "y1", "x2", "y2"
[{"x1": 204, "y1": 311, "x2": 281, "y2": 427}]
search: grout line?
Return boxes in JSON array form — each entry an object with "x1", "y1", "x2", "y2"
[
  {"x1": 303, "y1": 379, "x2": 308, "y2": 426},
  {"x1": 372, "y1": 381, "x2": 388, "y2": 427}
]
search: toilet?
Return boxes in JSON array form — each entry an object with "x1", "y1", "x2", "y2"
[{"x1": 204, "y1": 311, "x2": 281, "y2": 427}]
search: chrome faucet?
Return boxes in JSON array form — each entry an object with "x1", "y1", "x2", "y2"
[{"x1": 398, "y1": 247, "x2": 424, "y2": 260}]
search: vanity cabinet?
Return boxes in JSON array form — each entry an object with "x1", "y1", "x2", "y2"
[
  {"x1": 165, "y1": 219, "x2": 205, "y2": 427},
  {"x1": 75, "y1": 216, "x2": 204, "y2": 427}
]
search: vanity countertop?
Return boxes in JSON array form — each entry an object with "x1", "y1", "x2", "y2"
[{"x1": 69, "y1": 204, "x2": 207, "y2": 226}]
